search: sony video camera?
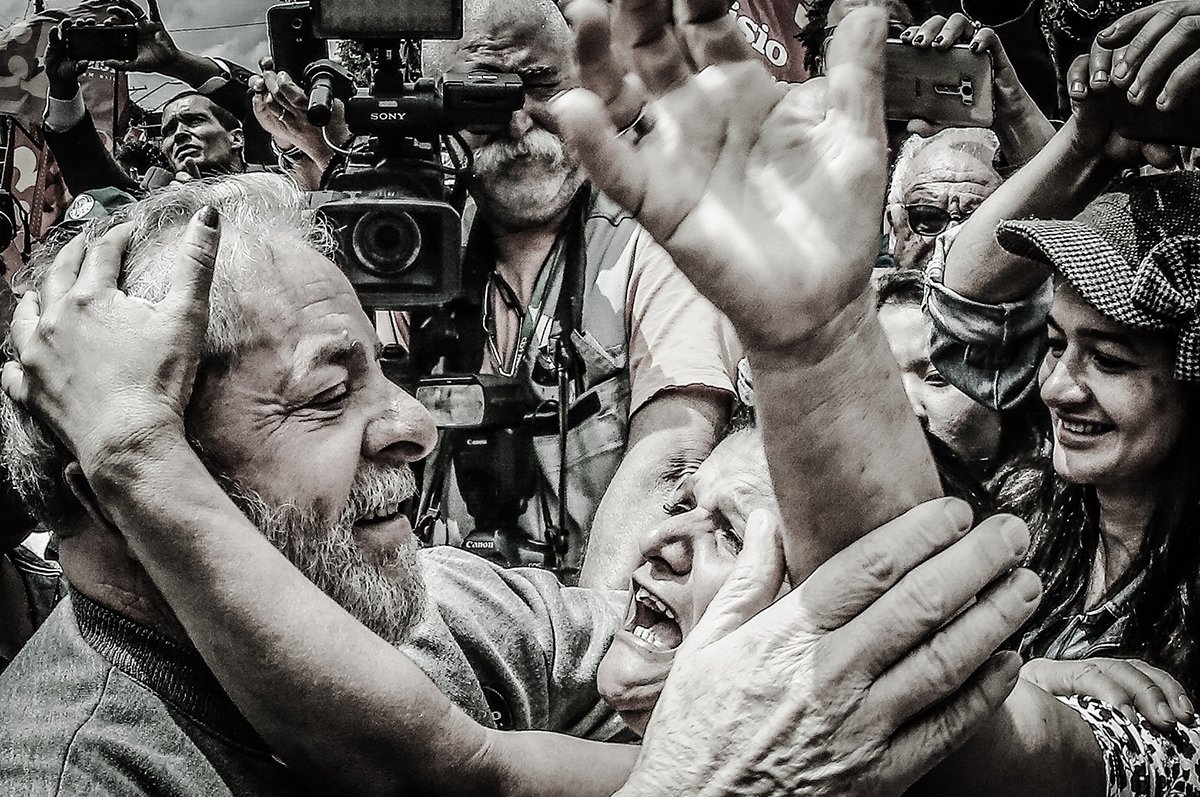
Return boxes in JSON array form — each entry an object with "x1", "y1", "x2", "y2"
[{"x1": 267, "y1": 0, "x2": 523, "y2": 309}]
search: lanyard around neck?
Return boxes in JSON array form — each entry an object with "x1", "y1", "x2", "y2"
[{"x1": 482, "y1": 224, "x2": 571, "y2": 378}]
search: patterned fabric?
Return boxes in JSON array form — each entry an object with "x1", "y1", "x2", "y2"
[
  {"x1": 1132, "y1": 237, "x2": 1200, "y2": 380},
  {"x1": 996, "y1": 171, "x2": 1200, "y2": 382},
  {"x1": 1063, "y1": 695, "x2": 1200, "y2": 797}
]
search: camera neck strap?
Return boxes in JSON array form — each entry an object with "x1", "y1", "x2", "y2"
[{"x1": 484, "y1": 186, "x2": 590, "y2": 383}]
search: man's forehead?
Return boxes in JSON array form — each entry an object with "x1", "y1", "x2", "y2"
[
  {"x1": 693, "y1": 432, "x2": 769, "y2": 495},
  {"x1": 878, "y1": 302, "x2": 929, "y2": 358},
  {"x1": 462, "y1": 31, "x2": 569, "y2": 74},
  {"x1": 430, "y1": 7, "x2": 572, "y2": 74},
  {"x1": 163, "y1": 95, "x2": 215, "y2": 121},
  {"x1": 227, "y1": 243, "x2": 371, "y2": 342},
  {"x1": 905, "y1": 150, "x2": 998, "y2": 194}
]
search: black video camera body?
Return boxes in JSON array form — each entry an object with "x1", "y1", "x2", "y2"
[
  {"x1": 269, "y1": 0, "x2": 523, "y2": 310},
  {"x1": 317, "y1": 64, "x2": 521, "y2": 309}
]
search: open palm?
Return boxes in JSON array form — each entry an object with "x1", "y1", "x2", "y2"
[{"x1": 554, "y1": 1, "x2": 889, "y2": 353}]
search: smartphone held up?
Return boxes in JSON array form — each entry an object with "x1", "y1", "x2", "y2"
[{"x1": 65, "y1": 23, "x2": 138, "y2": 63}]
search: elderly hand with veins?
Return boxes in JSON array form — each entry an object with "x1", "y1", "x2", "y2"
[
  {"x1": 618, "y1": 499, "x2": 1041, "y2": 797},
  {"x1": 552, "y1": 0, "x2": 889, "y2": 357}
]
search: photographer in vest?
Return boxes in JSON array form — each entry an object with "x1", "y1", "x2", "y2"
[
  {"x1": 427, "y1": 0, "x2": 740, "y2": 588},
  {"x1": 257, "y1": 0, "x2": 742, "y2": 587}
]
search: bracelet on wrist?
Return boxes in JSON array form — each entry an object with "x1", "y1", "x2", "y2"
[{"x1": 271, "y1": 139, "x2": 305, "y2": 167}]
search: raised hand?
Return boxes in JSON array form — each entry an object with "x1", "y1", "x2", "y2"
[
  {"x1": 559, "y1": 0, "x2": 649, "y2": 132},
  {"x1": 43, "y1": 21, "x2": 89, "y2": 96},
  {"x1": 100, "y1": 0, "x2": 181, "y2": 75},
  {"x1": 552, "y1": 0, "x2": 889, "y2": 355},
  {"x1": 1064, "y1": 52, "x2": 1187, "y2": 163},
  {"x1": 1096, "y1": 0, "x2": 1200, "y2": 111},
  {"x1": 622, "y1": 499, "x2": 1041, "y2": 797},
  {"x1": 249, "y1": 58, "x2": 348, "y2": 170},
  {"x1": 901, "y1": 13, "x2": 1054, "y2": 164},
  {"x1": 1, "y1": 209, "x2": 220, "y2": 473}
]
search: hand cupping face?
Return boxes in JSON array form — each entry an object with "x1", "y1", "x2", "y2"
[{"x1": 622, "y1": 500, "x2": 1040, "y2": 797}]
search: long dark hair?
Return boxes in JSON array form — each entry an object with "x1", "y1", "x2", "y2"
[{"x1": 1002, "y1": 385, "x2": 1200, "y2": 693}]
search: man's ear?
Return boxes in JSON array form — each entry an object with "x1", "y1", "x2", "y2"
[
  {"x1": 885, "y1": 203, "x2": 904, "y2": 254},
  {"x1": 230, "y1": 127, "x2": 245, "y2": 154},
  {"x1": 63, "y1": 462, "x2": 117, "y2": 532}
]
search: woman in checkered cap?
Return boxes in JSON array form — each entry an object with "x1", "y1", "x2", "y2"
[{"x1": 923, "y1": 14, "x2": 1200, "y2": 787}]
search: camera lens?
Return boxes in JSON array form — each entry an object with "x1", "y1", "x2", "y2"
[{"x1": 351, "y1": 209, "x2": 422, "y2": 276}]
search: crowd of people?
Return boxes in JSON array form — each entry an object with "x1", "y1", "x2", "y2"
[{"x1": 2, "y1": 0, "x2": 1200, "y2": 794}]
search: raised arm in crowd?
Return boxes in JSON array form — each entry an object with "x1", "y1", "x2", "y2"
[{"x1": 0, "y1": 2, "x2": 1043, "y2": 795}]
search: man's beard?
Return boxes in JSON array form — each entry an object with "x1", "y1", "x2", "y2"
[
  {"x1": 221, "y1": 463, "x2": 427, "y2": 645},
  {"x1": 469, "y1": 128, "x2": 585, "y2": 229}
]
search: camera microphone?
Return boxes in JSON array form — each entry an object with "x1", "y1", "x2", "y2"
[{"x1": 304, "y1": 59, "x2": 354, "y2": 126}]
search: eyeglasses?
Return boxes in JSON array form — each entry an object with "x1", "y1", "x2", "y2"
[{"x1": 903, "y1": 204, "x2": 972, "y2": 238}]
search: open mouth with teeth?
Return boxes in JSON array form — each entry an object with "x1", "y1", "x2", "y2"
[
  {"x1": 355, "y1": 502, "x2": 404, "y2": 526},
  {"x1": 1056, "y1": 416, "x2": 1115, "y2": 438},
  {"x1": 624, "y1": 584, "x2": 683, "y2": 651}
]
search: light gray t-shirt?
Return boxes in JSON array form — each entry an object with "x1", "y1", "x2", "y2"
[{"x1": 406, "y1": 546, "x2": 628, "y2": 740}]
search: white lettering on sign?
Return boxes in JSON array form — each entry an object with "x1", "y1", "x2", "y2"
[{"x1": 728, "y1": 1, "x2": 789, "y2": 67}]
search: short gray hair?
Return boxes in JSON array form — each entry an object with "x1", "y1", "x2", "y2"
[
  {"x1": 887, "y1": 127, "x2": 1000, "y2": 209},
  {"x1": 0, "y1": 173, "x2": 335, "y2": 530},
  {"x1": 421, "y1": 0, "x2": 570, "y2": 77}
]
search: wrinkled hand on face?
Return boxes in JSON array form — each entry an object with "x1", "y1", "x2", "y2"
[{"x1": 623, "y1": 498, "x2": 1041, "y2": 797}]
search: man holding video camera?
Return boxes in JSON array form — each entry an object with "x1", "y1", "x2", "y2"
[
  {"x1": 40, "y1": 0, "x2": 269, "y2": 209},
  {"x1": 431, "y1": 0, "x2": 741, "y2": 588},
  {"x1": 256, "y1": 0, "x2": 743, "y2": 587}
]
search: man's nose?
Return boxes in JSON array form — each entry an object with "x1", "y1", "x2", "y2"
[
  {"x1": 637, "y1": 513, "x2": 700, "y2": 577},
  {"x1": 509, "y1": 107, "x2": 535, "y2": 140},
  {"x1": 363, "y1": 382, "x2": 438, "y2": 465}
]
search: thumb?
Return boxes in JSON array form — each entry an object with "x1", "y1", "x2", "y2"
[
  {"x1": 166, "y1": 205, "x2": 220, "y2": 319},
  {"x1": 683, "y1": 509, "x2": 786, "y2": 651},
  {"x1": 2, "y1": 291, "x2": 42, "y2": 405}
]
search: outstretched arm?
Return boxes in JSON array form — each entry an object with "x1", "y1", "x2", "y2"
[
  {"x1": 41, "y1": 20, "x2": 139, "y2": 196},
  {"x1": 553, "y1": 0, "x2": 940, "y2": 581},
  {"x1": 1, "y1": 216, "x2": 635, "y2": 797},
  {"x1": 939, "y1": 28, "x2": 1196, "y2": 304}
]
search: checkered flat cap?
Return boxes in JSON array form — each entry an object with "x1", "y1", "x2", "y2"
[{"x1": 996, "y1": 170, "x2": 1200, "y2": 381}]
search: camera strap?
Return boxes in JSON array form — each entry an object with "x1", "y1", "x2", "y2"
[
  {"x1": 2, "y1": 191, "x2": 31, "y2": 265},
  {"x1": 483, "y1": 187, "x2": 590, "y2": 389},
  {"x1": 488, "y1": 238, "x2": 569, "y2": 379}
]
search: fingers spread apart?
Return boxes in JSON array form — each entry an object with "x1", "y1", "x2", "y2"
[{"x1": 837, "y1": 512, "x2": 1033, "y2": 680}]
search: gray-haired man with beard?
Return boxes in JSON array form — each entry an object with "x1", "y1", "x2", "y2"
[
  {"x1": 372, "y1": 0, "x2": 742, "y2": 588},
  {"x1": 0, "y1": 174, "x2": 623, "y2": 796}
]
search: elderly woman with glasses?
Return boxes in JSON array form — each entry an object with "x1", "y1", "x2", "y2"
[
  {"x1": 917, "y1": 9, "x2": 1200, "y2": 784},
  {"x1": 885, "y1": 127, "x2": 1002, "y2": 269}
]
